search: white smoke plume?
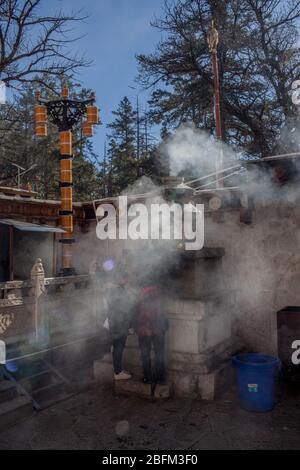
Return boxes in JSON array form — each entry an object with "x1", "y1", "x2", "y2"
[{"x1": 160, "y1": 122, "x2": 236, "y2": 178}]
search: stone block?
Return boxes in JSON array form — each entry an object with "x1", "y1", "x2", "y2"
[
  {"x1": 168, "y1": 372, "x2": 198, "y2": 398},
  {"x1": 165, "y1": 299, "x2": 205, "y2": 319},
  {"x1": 197, "y1": 360, "x2": 234, "y2": 401},
  {"x1": 168, "y1": 318, "x2": 200, "y2": 354},
  {"x1": 115, "y1": 379, "x2": 153, "y2": 399},
  {"x1": 197, "y1": 373, "x2": 215, "y2": 401},
  {"x1": 154, "y1": 384, "x2": 171, "y2": 399},
  {"x1": 183, "y1": 300, "x2": 205, "y2": 317},
  {"x1": 198, "y1": 313, "x2": 232, "y2": 352}
]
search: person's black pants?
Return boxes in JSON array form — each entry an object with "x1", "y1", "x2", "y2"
[
  {"x1": 138, "y1": 335, "x2": 165, "y2": 383},
  {"x1": 112, "y1": 336, "x2": 127, "y2": 374}
]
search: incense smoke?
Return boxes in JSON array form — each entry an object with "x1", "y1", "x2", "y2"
[{"x1": 160, "y1": 122, "x2": 236, "y2": 179}]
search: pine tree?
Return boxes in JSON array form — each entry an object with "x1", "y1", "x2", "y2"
[
  {"x1": 0, "y1": 77, "x2": 101, "y2": 201},
  {"x1": 137, "y1": 0, "x2": 300, "y2": 158},
  {"x1": 106, "y1": 97, "x2": 138, "y2": 194},
  {"x1": 98, "y1": 97, "x2": 160, "y2": 197}
]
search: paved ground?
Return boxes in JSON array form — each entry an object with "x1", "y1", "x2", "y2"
[{"x1": 0, "y1": 383, "x2": 300, "y2": 450}]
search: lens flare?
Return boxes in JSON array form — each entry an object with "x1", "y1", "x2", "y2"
[
  {"x1": 102, "y1": 259, "x2": 115, "y2": 272},
  {"x1": 5, "y1": 361, "x2": 18, "y2": 373}
]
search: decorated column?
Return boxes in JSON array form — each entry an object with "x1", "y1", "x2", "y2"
[{"x1": 35, "y1": 86, "x2": 99, "y2": 275}]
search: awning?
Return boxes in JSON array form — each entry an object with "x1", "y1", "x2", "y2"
[{"x1": 0, "y1": 218, "x2": 65, "y2": 233}]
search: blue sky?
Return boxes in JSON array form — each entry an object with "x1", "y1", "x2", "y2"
[{"x1": 45, "y1": 0, "x2": 166, "y2": 161}]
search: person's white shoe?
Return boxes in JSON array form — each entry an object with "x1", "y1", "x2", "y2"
[{"x1": 114, "y1": 371, "x2": 132, "y2": 380}]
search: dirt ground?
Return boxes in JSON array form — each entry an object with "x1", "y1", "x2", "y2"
[{"x1": 0, "y1": 383, "x2": 300, "y2": 450}]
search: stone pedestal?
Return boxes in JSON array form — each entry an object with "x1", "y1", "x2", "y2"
[
  {"x1": 178, "y1": 248, "x2": 226, "y2": 299},
  {"x1": 94, "y1": 246, "x2": 237, "y2": 400},
  {"x1": 94, "y1": 295, "x2": 236, "y2": 399}
]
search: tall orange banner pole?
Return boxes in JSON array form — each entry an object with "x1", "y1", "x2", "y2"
[
  {"x1": 59, "y1": 86, "x2": 73, "y2": 272},
  {"x1": 35, "y1": 86, "x2": 99, "y2": 275}
]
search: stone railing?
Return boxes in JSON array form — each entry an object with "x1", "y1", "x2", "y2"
[
  {"x1": 0, "y1": 259, "x2": 101, "y2": 345},
  {"x1": 0, "y1": 279, "x2": 29, "y2": 300}
]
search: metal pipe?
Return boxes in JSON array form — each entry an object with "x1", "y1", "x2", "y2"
[
  {"x1": 185, "y1": 164, "x2": 242, "y2": 185},
  {"x1": 194, "y1": 170, "x2": 243, "y2": 191},
  {"x1": 5, "y1": 334, "x2": 100, "y2": 364},
  {"x1": 247, "y1": 152, "x2": 300, "y2": 162}
]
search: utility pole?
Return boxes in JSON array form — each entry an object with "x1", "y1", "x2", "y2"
[
  {"x1": 144, "y1": 107, "x2": 148, "y2": 156},
  {"x1": 103, "y1": 142, "x2": 107, "y2": 198},
  {"x1": 136, "y1": 95, "x2": 140, "y2": 160},
  {"x1": 207, "y1": 20, "x2": 224, "y2": 188},
  {"x1": 35, "y1": 85, "x2": 99, "y2": 276},
  {"x1": 2, "y1": 158, "x2": 37, "y2": 189}
]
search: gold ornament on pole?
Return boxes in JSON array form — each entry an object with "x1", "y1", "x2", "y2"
[{"x1": 207, "y1": 20, "x2": 219, "y2": 54}]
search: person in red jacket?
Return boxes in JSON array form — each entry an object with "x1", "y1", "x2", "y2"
[{"x1": 135, "y1": 283, "x2": 168, "y2": 384}]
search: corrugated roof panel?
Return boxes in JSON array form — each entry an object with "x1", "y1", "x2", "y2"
[{"x1": 0, "y1": 218, "x2": 65, "y2": 233}]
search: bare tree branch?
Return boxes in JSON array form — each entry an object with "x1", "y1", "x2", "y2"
[{"x1": 0, "y1": 0, "x2": 91, "y2": 89}]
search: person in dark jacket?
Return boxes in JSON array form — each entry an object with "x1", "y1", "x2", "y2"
[
  {"x1": 103, "y1": 270, "x2": 135, "y2": 380},
  {"x1": 135, "y1": 284, "x2": 168, "y2": 384}
]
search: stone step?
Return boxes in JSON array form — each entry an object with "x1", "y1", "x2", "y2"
[
  {"x1": 114, "y1": 379, "x2": 170, "y2": 401},
  {"x1": 94, "y1": 354, "x2": 234, "y2": 400},
  {"x1": 0, "y1": 380, "x2": 18, "y2": 404},
  {"x1": 5, "y1": 358, "x2": 48, "y2": 381},
  {"x1": 94, "y1": 356, "x2": 171, "y2": 400},
  {"x1": 154, "y1": 383, "x2": 171, "y2": 399},
  {"x1": 115, "y1": 379, "x2": 153, "y2": 399},
  {"x1": 33, "y1": 384, "x2": 75, "y2": 410},
  {"x1": 0, "y1": 395, "x2": 32, "y2": 432},
  {"x1": 18, "y1": 370, "x2": 53, "y2": 393}
]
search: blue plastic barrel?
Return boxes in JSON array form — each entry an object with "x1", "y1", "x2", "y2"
[{"x1": 232, "y1": 353, "x2": 280, "y2": 412}]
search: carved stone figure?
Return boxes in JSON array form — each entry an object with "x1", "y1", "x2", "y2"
[
  {"x1": 0, "y1": 312, "x2": 14, "y2": 335},
  {"x1": 30, "y1": 258, "x2": 46, "y2": 298}
]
